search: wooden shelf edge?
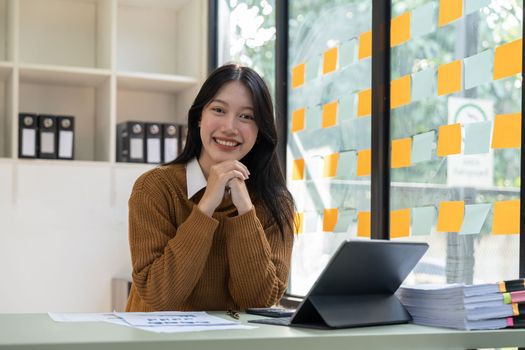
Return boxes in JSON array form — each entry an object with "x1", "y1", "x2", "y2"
[
  {"x1": 0, "y1": 61, "x2": 14, "y2": 68},
  {"x1": 0, "y1": 62, "x2": 14, "y2": 81},
  {"x1": 1, "y1": 158, "x2": 159, "y2": 170},
  {"x1": 117, "y1": 71, "x2": 198, "y2": 93},
  {"x1": 19, "y1": 63, "x2": 111, "y2": 87},
  {"x1": 118, "y1": 0, "x2": 190, "y2": 11}
]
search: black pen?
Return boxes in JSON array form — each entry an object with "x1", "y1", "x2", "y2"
[{"x1": 227, "y1": 309, "x2": 240, "y2": 320}]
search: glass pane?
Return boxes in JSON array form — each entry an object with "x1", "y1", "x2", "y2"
[
  {"x1": 287, "y1": 0, "x2": 372, "y2": 296},
  {"x1": 390, "y1": 0, "x2": 522, "y2": 284},
  {"x1": 217, "y1": 0, "x2": 276, "y2": 95}
]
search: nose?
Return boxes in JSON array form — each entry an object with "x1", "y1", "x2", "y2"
[{"x1": 221, "y1": 114, "x2": 239, "y2": 135}]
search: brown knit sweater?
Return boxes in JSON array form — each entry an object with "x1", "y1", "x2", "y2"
[{"x1": 125, "y1": 163, "x2": 293, "y2": 312}]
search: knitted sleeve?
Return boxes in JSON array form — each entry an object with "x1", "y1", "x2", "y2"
[
  {"x1": 128, "y1": 178, "x2": 219, "y2": 310},
  {"x1": 223, "y1": 207, "x2": 293, "y2": 309}
]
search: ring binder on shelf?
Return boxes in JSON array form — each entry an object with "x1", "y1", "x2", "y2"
[
  {"x1": 162, "y1": 123, "x2": 179, "y2": 163},
  {"x1": 38, "y1": 115, "x2": 57, "y2": 159},
  {"x1": 180, "y1": 124, "x2": 188, "y2": 153},
  {"x1": 145, "y1": 123, "x2": 162, "y2": 164},
  {"x1": 18, "y1": 113, "x2": 38, "y2": 159},
  {"x1": 57, "y1": 116, "x2": 75, "y2": 160},
  {"x1": 117, "y1": 121, "x2": 145, "y2": 163}
]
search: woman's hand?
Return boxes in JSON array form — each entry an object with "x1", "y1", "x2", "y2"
[
  {"x1": 198, "y1": 160, "x2": 250, "y2": 216},
  {"x1": 227, "y1": 177, "x2": 253, "y2": 215}
]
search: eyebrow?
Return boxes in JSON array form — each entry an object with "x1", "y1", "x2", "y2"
[{"x1": 210, "y1": 98, "x2": 253, "y2": 111}]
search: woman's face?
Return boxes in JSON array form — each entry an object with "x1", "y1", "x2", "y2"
[{"x1": 198, "y1": 81, "x2": 259, "y2": 174}]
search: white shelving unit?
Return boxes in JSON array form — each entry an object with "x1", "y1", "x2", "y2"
[
  {"x1": 1, "y1": 0, "x2": 206, "y2": 162},
  {"x1": 0, "y1": 0, "x2": 208, "y2": 313}
]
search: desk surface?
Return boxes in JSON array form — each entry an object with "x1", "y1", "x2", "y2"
[{"x1": 1, "y1": 313, "x2": 525, "y2": 350}]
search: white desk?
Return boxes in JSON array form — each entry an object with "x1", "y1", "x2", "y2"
[{"x1": 1, "y1": 313, "x2": 524, "y2": 350}]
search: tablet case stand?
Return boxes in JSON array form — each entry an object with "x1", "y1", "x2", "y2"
[
  {"x1": 250, "y1": 240, "x2": 428, "y2": 329},
  {"x1": 292, "y1": 294, "x2": 410, "y2": 329}
]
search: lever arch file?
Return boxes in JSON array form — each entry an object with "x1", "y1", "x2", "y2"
[
  {"x1": 38, "y1": 115, "x2": 57, "y2": 159},
  {"x1": 162, "y1": 123, "x2": 179, "y2": 163},
  {"x1": 145, "y1": 123, "x2": 162, "y2": 164},
  {"x1": 180, "y1": 124, "x2": 188, "y2": 153},
  {"x1": 18, "y1": 113, "x2": 38, "y2": 158},
  {"x1": 117, "y1": 121, "x2": 145, "y2": 163},
  {"x1": 57, "y1": 115, "x2": 75, "y2": 160}
]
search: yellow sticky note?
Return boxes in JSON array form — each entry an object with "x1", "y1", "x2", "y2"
[
  {"x1": 291, "y1": 63, "x2": 305, "y2": 89},
  {"x1": 437, "y1": 123, "x2": 462, "y2": 156},
  {"x1": 494, "y1": 39, "x2": 523, "y2": 80},
  {"x1": 437, "y1": 201, "x2": 465, "y2": 232},
  {"x1": 357, "y1": 88, "x2": 372, "y2": 117},
  {"x1": 358, "y1": 31, "x2": 372, "y2": 60},
  {"x1": 439, "y1": 0, "x2": 463, "y2": 27},
  {"x1": 291, "y1": 108, "x2": 305, "y2": 133},
  {"x1": 357, "y1": 149, "x2": 372, "y2": 176},
  {"x1": 492, "y1": 113, "x2": 521, "y2": 149},
  {"x1": 292, "y1": 159, "x2": 304, "y2": 180},
  {"x1": 323, "y1": 208, "x2": 338, "y2": 232},
  {"x1": 390, "y1": 209, "x2": 410, "y2": 238},
  {"x1": 438, "y1": 60, "x2": 462, "y2": 96},
  {"x1": 322, "y1": 101, "x2": 338, "y2": 128},
  {"x1": 391, "y1": 12, "x2": 411, "y2": 47},
  {"x1": 323, "y1": 47, "x2": 338, "y2": 75},
  {"x1": 391, "y1": 75, "x2": 411, "y2": 109},
  {"x1": 357, "y1": 211, "x2": 371, "y2": 238},
  {"x1": 391, "y1": 138, "x2": 412, "y2": 168},
  {"x1": 294, "y1": 212, "x2": 304, "y2": 234},
  {"x1": 323, "y1": 153, "x2": 339, "y2": 178},
  {"x1": 493, "y1": 200, "x2": 520, "y2": 235}
]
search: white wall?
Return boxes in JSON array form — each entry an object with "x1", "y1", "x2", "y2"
[{"x1": 0, "y1": 160, "x2": 151, "y2": 313}]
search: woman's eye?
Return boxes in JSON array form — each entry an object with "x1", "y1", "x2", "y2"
[
  {"x1": 212, "y1": 107, "x2": 225, "y2": 114},
  {"x1": 239, "y1": 114, "x2": 255, "y2": 121}
]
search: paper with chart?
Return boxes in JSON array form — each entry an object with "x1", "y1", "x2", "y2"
[{"x1": 49, "y1": 311, "x2": 254, "y2": 333}]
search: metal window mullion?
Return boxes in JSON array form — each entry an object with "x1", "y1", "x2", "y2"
[
  {"x1": 371, "y1": 1, "x2": 391, "y2": 240},
  {"x1": 208, "y1": 0, "x2": 219, "y2": 74},
  {"x1": 275, "y1": 0, "x2": 289, "y2": 176},
  {"x1": 519, "y1": 0, "x2": 525, "y2": 278}
]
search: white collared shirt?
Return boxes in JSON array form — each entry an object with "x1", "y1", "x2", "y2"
[{"x1": 186, "y1": 157, "x2": 207, "y2": 199}]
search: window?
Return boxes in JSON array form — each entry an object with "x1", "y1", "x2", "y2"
[
  {"x1": 287, "y1": 0, "x2": 373, "y2": 296},
  {"x1": 217, "y1": 0, "x2": 276, "y2": 95},
  {"x1": 390, "y1": 0, "x2": 522, "y2": 284}
]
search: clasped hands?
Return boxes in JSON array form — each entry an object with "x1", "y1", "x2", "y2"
[{"x1": 198, "y1": 160, "x2": 253, "y2": 217}]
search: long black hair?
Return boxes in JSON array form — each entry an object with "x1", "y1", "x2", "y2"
[{"x1": 171, "y1": 64, "x2": 294, "y2": 238}]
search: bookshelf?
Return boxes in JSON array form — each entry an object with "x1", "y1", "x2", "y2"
[
  {"x1": 0, "y1": 0, "x2": 208, "y2": 312},
  {"x1": 2, "y1": 0, "x2": 206, "y2": 163}
]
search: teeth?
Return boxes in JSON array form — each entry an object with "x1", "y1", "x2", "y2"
[{"x1": 215, "y1": 139, "x2": 238, "y2": 147}]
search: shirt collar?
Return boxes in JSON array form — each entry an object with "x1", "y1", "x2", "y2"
[{"x1": 186, "y1": 157, "x2": 207, "y2": 199}]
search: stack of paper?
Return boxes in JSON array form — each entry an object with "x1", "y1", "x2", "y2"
[
  {"x1": 397, "y1": 280, "x2": 525, "y2": 330},
  {"x1": 48, "y1": 311, "x2": 254, "y2": 333}
]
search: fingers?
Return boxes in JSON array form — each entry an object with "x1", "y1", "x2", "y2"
[
  {"x1": 226, "y1": 176, "x2": 244, "y2": 187},
  {"x1": 226, "y1": 177, "x2": 253, "y2": 215},
  {"x1": 230, "y1": 161, "x2": 250, "y2": 180},
  {"x1": 226, "y1": 170, "x2": 246, "y2": 182},
  {"x1": 211, "y1": 160, "x2": 250, "y2": 180},
  {"x1": 236, "y1": 161, "x2": 250, "y2": 178}
]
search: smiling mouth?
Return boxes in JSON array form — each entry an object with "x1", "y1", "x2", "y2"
[{"x1": 214, "y1": 138, "x2": 241, "y2": 147}]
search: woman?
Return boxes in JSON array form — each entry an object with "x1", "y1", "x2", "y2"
[{"x1": 126, "y1": 64, "x2": 295, "y2": 312}]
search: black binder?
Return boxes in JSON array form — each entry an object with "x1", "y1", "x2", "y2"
[
  {"x1": 57, "y1": 115, "x2": 75, "y2": 160},
  {"x1": 162, "y1": 123, "x2": 179, "y2": 163},
  {"x1": 116, "y1": 121, "x2": 145, "y2": 163},
  {"x1": 180, "y1": 124, "x2": 188, "y2": 153},
  {"x1": 38, "y1": 115, "x2": 57, "y2": 159},
  {"x1": 249, "y1": 240, "x2": 428, "y2": 329},
  {"x1": 18, "y1": 113, "x2": 38, "y2": 158},
  {"x1": 145, "y1": 122, "x2": 162, "y2": 164}
]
